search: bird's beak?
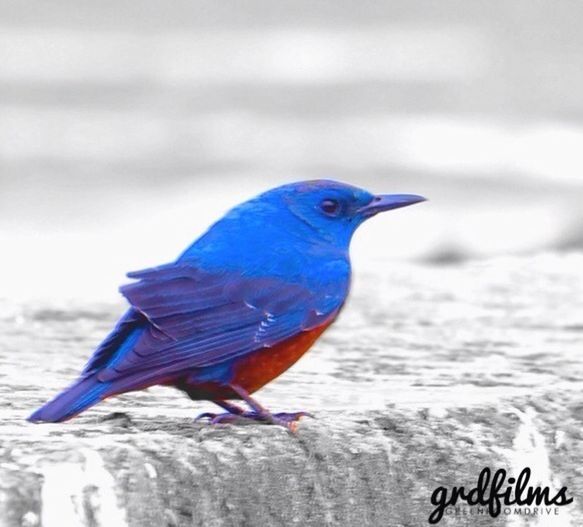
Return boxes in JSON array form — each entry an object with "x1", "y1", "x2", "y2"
[{"x1": 358, "y1": 194, "x2": 427, "y2": 217}]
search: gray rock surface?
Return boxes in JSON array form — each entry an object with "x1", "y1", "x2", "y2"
[{"x1": 2, "y1": 254, "x2": 583, "y2": 526}]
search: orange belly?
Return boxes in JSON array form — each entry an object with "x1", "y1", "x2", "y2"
[{"x1": 230, "y1": 322, "x2": 331, "y2": 394}]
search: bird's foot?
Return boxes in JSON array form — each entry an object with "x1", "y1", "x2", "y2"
[{"x1": 195, "y1": 410, "x2": 314, "y2": 432}]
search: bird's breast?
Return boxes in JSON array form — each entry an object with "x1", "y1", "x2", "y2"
[{"x1": 230, "y1": 321, "x2": 332, "y2": 394}]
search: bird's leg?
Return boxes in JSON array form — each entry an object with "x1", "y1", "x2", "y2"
[
  {"x1": 230, "y1": 384, "x2": 271, "y2": 415},
  {"x1": 193, "y1": 399, "x2": 245, "y2": 421},
  {"x1": 194, "y1": 385, "x2": 313, "y2": 432},
  {"x1": 214, "y1": 399, "x2": 246, "y2": 415},
  {"x1": 229, "y1": 384, "x2": 314, "y2": 432}
]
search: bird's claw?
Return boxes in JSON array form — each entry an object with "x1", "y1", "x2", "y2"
[
  {"x1": 194, "y1": 412, "x2": 218, "y2": 422},
  {"x1": 272, "y1": 411, "x2": 314, "y2": 423},
  {"x1": 271, "y1": 411, "x2": 315, "y2": 434},
  {"x1": 195, "y1": 410, "x2": 314, "y2": 432}
]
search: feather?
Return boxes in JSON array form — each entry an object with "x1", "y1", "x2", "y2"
[{"x1": 88, "y1": 262, "x2": 344, "y2": 386}]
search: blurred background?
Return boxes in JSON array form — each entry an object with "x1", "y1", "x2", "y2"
[{"x1": 1, "y1": 0, "x2": 582, "y2": 302}]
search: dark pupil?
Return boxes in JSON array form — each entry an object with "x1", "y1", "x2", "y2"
[{"x1": 321, "y1": 199, "x2": 339, "y2": 215}]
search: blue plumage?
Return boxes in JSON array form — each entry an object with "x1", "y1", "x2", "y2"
[{"x1": 28, "y1": 180, "x2": 425, "y2": 424}]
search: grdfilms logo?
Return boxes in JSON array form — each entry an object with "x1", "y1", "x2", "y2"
[{"x1": 428, "y1": 467, "x2": 573, "y2": 524}]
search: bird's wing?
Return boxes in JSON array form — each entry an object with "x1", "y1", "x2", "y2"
[
  {"x1": 81, "y1": 308, "x2": 145, "y2": 375},
  {"x1": 94, "y1": 262, "x2": 345, "y2": 384}
]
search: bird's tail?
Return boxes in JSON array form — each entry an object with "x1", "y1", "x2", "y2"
[{"x1": 27, "y1": 375, "x2": 110, "y2": 423}]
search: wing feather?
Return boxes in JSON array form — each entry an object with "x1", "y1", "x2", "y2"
[{"x1": 94, "y1": 262, "x2": 344, "y2": 384}]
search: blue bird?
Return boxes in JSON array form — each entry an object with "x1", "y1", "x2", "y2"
[{"x1": 28, "y1": 180, "x2": 426, "y2": 430}]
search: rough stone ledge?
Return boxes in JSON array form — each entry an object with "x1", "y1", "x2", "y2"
[{"x1": 2, "y1": 392, "x2": 582, "y2": 527}]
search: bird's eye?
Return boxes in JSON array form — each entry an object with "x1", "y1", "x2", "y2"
[{"x1": 320, "y1": 199, "x2": 341, "y2": 216}]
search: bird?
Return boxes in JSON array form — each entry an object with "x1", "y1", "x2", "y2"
[{"x1": 28, "y1": 180, "x2": 426, "y2": 431}]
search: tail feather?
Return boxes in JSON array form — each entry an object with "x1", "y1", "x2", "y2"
[{"x1": 27, "y1": 376, "x2": 110, "y2": 423}]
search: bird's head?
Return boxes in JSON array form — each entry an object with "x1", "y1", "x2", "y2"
[
  {"x1": 266, "y1": 180, "x2": 427, "y2": 248},
  {"x1": 188, "y1": 180, "x2": 427, "y2": 266}
]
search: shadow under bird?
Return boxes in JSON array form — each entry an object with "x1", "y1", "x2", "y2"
[{"x1": 29, "y1": 180, "x2": 426, "y2": 431}]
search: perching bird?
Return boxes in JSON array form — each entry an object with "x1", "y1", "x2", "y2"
[{"x1": 28, "y1": 180, "x2": 425, "y2": 430}]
